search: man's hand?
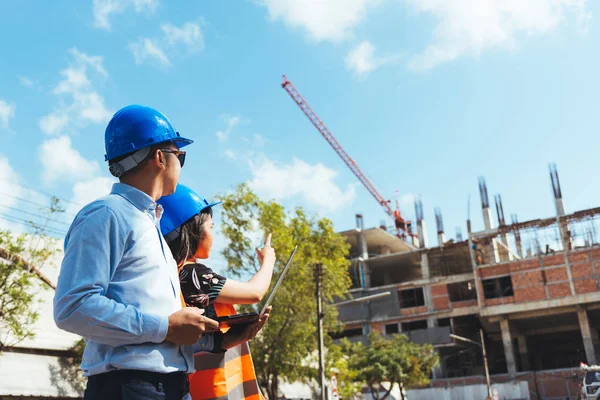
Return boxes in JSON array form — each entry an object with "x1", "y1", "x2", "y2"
[
  {"x1": 256, "y1": 234, "x2": 276, "y2": 266},
  {"x1": 165, "y1": 308, "x2": 219, "y2": 345},
  {"x1": 222, "y1": 306, "x2": 271, "y2": 349}
]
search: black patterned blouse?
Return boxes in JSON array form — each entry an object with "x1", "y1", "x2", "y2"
[{"x1": 179, "y1": 263, "x2": 227, "y2": 321}]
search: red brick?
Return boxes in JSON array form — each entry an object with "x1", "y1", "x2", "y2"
[
  {"x1": 431, "y1": 284, "x2": 448, "y2": 297},
  {"x1": 433, "y1": 296, "x2": 450, "y2": 310},
  {"x1": 545, "y1": 266, "x2": 568, "y2": 282},
  {"x1": 400, "y1": 305, "x2": 427, "y2": 316},
  {"x1": 543, "y1": 254, "x2": 564, "y2": 266},
  {"x1": 575, "y1": 279, "x2": 597, "y2": 294},
  {"x1": 479, "y1": 264, "x2": 510, "y2": 278},
  {"x1": 509, "y1": 259, "x2": 540, "y2": 272},
  {"x1": 484, "y1": 296, "x2": 515, "y2": 306},
  {"x1": 512, "y1": 270, "x2": 544, "y2": 287},
  {"x1": 450, "y1": 299, "x2": 478, "y2": 308},
  {"x1": 591, "y1": 248, "x2": 600, "y2": 259},
  {"x1": 571, "y1": 263, "x2": 594, "y2": 279},
  {"x1": 514, "y1": 285, "x2": 546, "y2": 302},
  {"x1": 569, "y1": 252, "x2": 590, "y2": 263},
  {"x1": 548, "y1": 282, "x2": 572, "y2": 299}
]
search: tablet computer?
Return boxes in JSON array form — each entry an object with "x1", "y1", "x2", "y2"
[{"x1": 217, "y1": 245, "x2": 298, "y2": 327}]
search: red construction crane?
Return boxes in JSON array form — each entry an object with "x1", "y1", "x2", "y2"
[{"x1": 281, "y1": 75, "x2": 414, "y2": 240}]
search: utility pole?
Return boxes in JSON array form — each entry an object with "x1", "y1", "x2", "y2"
[
  {"x1": 480, "y1": 329, "x2": 492, "y2": 400},
  {"x1": 450, "y1": 329, "x2": 492, "y2": 399},
  {"x1": 315, "y1": 263, "x2": 327, "y2": 400}
]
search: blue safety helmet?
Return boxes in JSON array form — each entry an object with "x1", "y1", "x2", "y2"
[
  {"x1": 104, "y1": 105, "x2": 193, "y2": 177},
  {"x1": 157, "y1": 184, "x2": 221, "y2": 242}
]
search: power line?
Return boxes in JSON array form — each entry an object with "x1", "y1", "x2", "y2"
[
  {"x1": 0, "y1": 179, "x2": 84, "y2": 207},
  {"x1": 0, "y1": 204, "x2": 71, "y2": 226},
  {"x1": 0, "y1": 214, "x2": 67, "y2": 236},
  {"x1": 0, "y1": 192, "x2": 77, "y2": 218}
]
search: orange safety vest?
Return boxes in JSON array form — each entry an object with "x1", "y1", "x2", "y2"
[{"x1": 189, "y1": 302, "x2": 265, "y2": 400}]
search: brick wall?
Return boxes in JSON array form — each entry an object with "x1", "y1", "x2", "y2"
[
  {"x1": 478, "y1": 247, "x2": 600, "y2": 308},
  {"x1": 431, "y1": 284, "x2": 450, "y2": 311}
]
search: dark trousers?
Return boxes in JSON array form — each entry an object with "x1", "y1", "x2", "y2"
[{"x1": 84, "y1": 370, "x2": 191, "y2": 400}]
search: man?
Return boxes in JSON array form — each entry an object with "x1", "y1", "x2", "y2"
[{"x1": 54, "y1": 105, "x2": 219, "y2": 400}]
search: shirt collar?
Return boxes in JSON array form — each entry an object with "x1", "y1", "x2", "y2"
[{"x1": 111, "y1": 183, "x2": 158, "y2": 216}]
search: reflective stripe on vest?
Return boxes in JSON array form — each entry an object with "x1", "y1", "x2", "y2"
[{"x1": 189, "y1": 303, "x2": 264, "y2": 400}]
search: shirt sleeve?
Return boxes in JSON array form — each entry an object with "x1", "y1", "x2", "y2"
[
  {"x1": 53, "y1": 205, "x2": 168, "y2": 347},
  {"x1": 179, "y1": 263, "x2": 227, "y2": 307}
]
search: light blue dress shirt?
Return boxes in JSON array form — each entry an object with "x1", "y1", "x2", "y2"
[{"x1": 53, "y1": 183, "x2": 193, "y2": 376}]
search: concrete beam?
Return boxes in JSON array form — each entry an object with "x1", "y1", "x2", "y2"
[
  {"x1": 345, "y1": 305, "x2": 481, "y2": 326},
  {"x1": 346, "y1": 272, "x2": 475, "y2": 295},
  {"x1": 480, "y1": 291, "x2": 600, "y2": 317},
  {"x1": 578, "y1": 306, "x2": 597, "y2": 365},
  {"x1": 487, "y1": 306, "x2": 577, "y2": 323},
  {"x1": 500, "y1": 318, "x2": 517, "y2": 378}
]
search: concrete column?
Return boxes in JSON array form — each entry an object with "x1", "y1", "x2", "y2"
[
  {"x1": 417, "y1": 221, "x2": 429, "y2": 248},
  {"x1": 555, "y1": 198, "x2": 565, "y2": 216},
  {"x1": 500, "y1": 318, "x2": 517, "y2": 378},
  {"x1": 424, "y1": 284, "x2": 434, "y2": 314},
  {"x1": 516, "y1": 334, "x2": 530, "y2": 371},
  {"x1": 578, "y1": 306, "x2": 597, "y2": 365},
  {"x1": 421, "y1": 253, "x2": 430, "y2": 279},
  {"x1": 437, "y1": 232, "x2": 446, "y2": 247},
  {"x1": 357, "y1": 229, "x2": 371, "y2": 288},
  {"x1": 483, "y1": 207, "x2": 494, "y2": 231}
]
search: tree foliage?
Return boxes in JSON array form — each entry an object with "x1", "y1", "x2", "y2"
[
  {"x1": 342, "y1": 332, "x2": 439, "y2": 399},
  {"x1": 219, "y1": 184, "x2": 352, "y2": 399},
  {"x1": 0, "y1": 197, "x2": 62, "y2": 350}
]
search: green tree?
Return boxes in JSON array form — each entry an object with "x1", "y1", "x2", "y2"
[
  {"x1": 0, "y1": 197, "x2": 62, "y2": 350},
  {"x1": 219, "y1": 184, "x2": 352, "y2": 399},
  {"x1": 342, "y1": 332, "x2": 439, "y2": 400}
]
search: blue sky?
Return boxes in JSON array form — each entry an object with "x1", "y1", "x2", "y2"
[{"x1": 1, "y1": 0, "x2": 599, "y2": 268}]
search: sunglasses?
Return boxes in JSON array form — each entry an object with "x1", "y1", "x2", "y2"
[{"x1": 159, "y1": 149, "x2": 186, "y2": 167}]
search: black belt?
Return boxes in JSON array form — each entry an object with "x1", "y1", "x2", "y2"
[{"x1": 93, "y1": 369, "x2": 188, "y2": 384}]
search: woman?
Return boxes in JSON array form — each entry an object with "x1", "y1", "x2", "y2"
[{"x1": 158, "y1": 184, "x2": 276, "y2": 400}]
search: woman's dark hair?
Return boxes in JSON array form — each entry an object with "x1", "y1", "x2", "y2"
[{"x1": 166, "y1": 208, "x2": 213, "y2": 265}]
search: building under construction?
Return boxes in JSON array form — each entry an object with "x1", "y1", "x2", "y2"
[{"x1": 335, "y1": 165, "x2": 600, "y2": 399}]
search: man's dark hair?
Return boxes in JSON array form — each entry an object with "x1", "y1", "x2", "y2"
[{"x1": 166, "y1": 208, "x2": 213, "y2": 266}]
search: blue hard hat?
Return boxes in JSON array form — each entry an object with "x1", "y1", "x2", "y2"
[
  {"x1": 157, "y1": 184, "x2": 221, "y2": 239},
  {"x1": 104, "y1": 105, "x2": 193, "y2": 161}
]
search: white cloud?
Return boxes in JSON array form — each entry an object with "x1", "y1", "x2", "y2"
[
  {"x1": 216, "y1": 114, "x2": 241, "y2": 142},
  {"x1": 253, "y1": 134, "x2": 267, "y2": 147},
  {"x1": 161, "y1": 21, "x2": 205, "y2": 53},
  {"x1": 258, "y1": 0, "x2": 380, "y2": 42},
  {"x1": 345, "y1": 40, "x2": 402, "y2": 75},
  {"x1": 38, "y1": 136, "x2": 100, "y2": 184},
  {"x1": 129, "y1": 38, "x2": 171, "y2": 68},
  {"x1": 39, "y1": 48, "x2": 112, "y2": 135},
  {"x1": 0, "y1": 100, "x2": 15, "y2": 130},
  {"x1": 248, "y1": 157, "x2": 356, "y2": 213},
  {"x1": 93, "y1": 0, "x2": 158, "y2": 30},
  {"x1": 129, "y1": 20, "x2": 204, "y2": 67},
  {"x1": 68, "y1": 177, "x2": 115, "y2": 215},
  {"x1": 18, "y1": 76, "x2": 35, "y2": 88},
  {"x1": 223, "y1": 150, "x2": 237, "y2": 160},
  {"x1": 405, "y1": 0, "x2": 591, "y2": 70}
]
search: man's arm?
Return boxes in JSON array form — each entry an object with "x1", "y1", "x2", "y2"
[{"x1": 53, "y1": 206, "x2": 167, "y2": 346}]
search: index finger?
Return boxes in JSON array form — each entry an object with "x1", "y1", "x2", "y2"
[{"x1": 264, "y1": 233, "x2": 272, "y2": 247}]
